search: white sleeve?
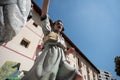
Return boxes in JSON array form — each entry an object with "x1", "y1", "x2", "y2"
[{"x1": 40, "y1": 14, "x2": 51, "y2": 36}]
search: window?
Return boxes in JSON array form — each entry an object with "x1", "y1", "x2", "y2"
[
  {"x1": 104, "y1": 71, "x2": 109, "y2": 74},
  {"x1": 84, "y1": 75, "x2": 86, "y2": 79},
  {"x1": 87, "y1": 67, "x2": 90, "y2": 73},
  {"x1": 106, "y1": 77, "x2": 108, "y2": 80},
  {"x1": 73, "y1": 53, "x2": 76, "y2": 58},
  {"x1": 74, "y1": 64, "x2": 76, "y2": 68},
  {"x1": 93, "y1": 73, "x2": 96, "y2": 80},
  {"x1": 33, "y1": 22, "x2": 38, "y2": 27},
  {"x1": 99, "y1": 75, "x2": 101, "y2": 78},
  {"x1": 20, "y1": 38, "x2": 30, "y2": 48},
  {"x1": 78, "y1": 58, "x2": 82, "y2": 68},
  {"x1": 105, "y1": 74, "x2": 109, "y2": 77},
  {"x1": 79, "y1": 69, "x2": 82, "y2": 74}
]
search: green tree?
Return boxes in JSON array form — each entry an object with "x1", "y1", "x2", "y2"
[{"x1": 114, "y1": 56, "x2": 120, "y2": 76}]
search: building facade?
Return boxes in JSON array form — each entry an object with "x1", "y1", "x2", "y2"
[
  {"x1": 98, "y1": 70, "x2": 114, "y2": 80},
  {"x1": 63, "y1": 34, "x2": 99, "y2": 80},
  {"x1": 0, "y1": 1, "x2": 99, "y2": 80}
]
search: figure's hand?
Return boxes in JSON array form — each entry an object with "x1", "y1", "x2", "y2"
[
  {"x1": 75, "y1": 73, "x2": 83, "y2": 80},
  {"x1": 67, "y1": 47, "x2": 75, "y2": 54},
  {"x1": 64, "y1": 47, "x2": 75, "y2": 55},
  {"x1": 37, "y1": 45, "x2": 43, "y2": 49}
]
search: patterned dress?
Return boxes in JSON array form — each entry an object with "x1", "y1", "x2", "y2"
[{"x1": 22, "y1": 15, "x2": 79, "y2": 80}]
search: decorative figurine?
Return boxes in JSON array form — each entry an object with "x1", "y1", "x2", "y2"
[{"x1": 22, "y1": 0, "x2": 82, "y2": 80}]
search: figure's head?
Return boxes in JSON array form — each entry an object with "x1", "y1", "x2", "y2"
[{"x1": 53, "y1": 20, "x2": 64, "y2": 33}]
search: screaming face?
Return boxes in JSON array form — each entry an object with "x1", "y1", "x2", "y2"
[{"x1": 53, "y1": 21, "x2": 64, "y2": 33}]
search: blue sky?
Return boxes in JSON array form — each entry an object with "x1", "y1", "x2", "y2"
[{"x1": 35, "y1": 0, "x2": 120, "y2": 79}]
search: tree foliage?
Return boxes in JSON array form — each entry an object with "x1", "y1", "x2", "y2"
[{"x1": 114, "y1": 56, "x2": 120, "y2": 76}]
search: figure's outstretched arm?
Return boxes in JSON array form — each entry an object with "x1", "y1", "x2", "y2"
[
  {"x1": 42, "y1": 0, "x2": 50, "y2": 15},
  {"x1": 40, "y1": 0, "x2": 51, "y2": 36}
]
